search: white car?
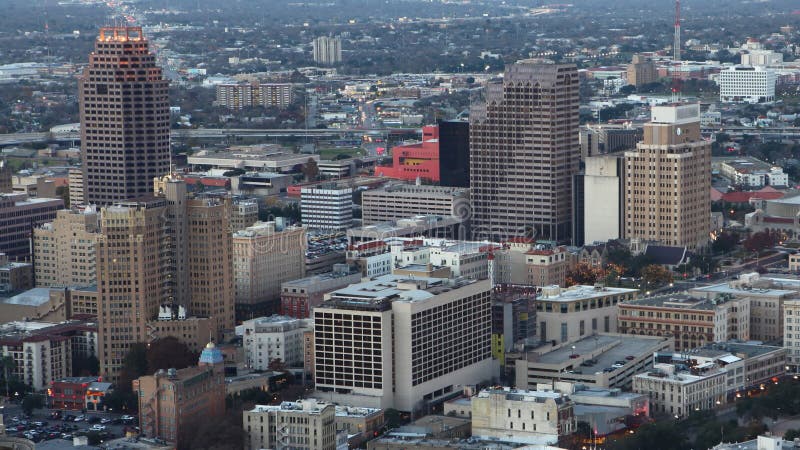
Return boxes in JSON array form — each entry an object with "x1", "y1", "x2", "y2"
[{"x1": 90, "y1": 425, "x2": 106, "y2": 431}]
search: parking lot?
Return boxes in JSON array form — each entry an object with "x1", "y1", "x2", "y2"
[{"x1": 2, "y1": 404, "x2": 137, "y2": 445}]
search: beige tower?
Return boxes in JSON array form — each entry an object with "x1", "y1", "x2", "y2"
[
  {"x1": 470, "y1": 60, "x2": 580, "y2": 241},
  {"x1": 79, "y1": 27, "x2": 170, "y2": 205},
  {"x1": 624, "y1": 103, "x2": 711, "y2": 250},
  {"x1": 626, "y1": 54, "x2": 658, "y2": 87},
  {"x1": 97, "y1": 198, "x2": 169, "y2": 381},
  {"x1": 33, "y1": 208, "x2": 100, "y2": 287}
]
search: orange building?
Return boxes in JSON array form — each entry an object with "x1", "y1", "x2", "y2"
[{"x1": 375, "y1": 125, "x2": 441, "y2": 182}]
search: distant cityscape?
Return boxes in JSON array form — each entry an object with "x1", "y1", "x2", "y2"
[{"x1": 1, "y1": 0, "x2": 800, "y2": 450}]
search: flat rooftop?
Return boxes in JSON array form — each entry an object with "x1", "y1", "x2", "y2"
[
  {"x1": 621, "y1": 293, "x2": 716, "y2": 310},
  {"x1": 2, "y1": 287, "x2": 52, "y2": 306},
  {"x1": 533, "y1": 334, "x2": 669, "y2": 373},
  {"x1": 539, "y1": 285, "x2": 638, "y2": 303},
  {"x1": 478, "y1": 387, "x2": 566, "y2": 403},
  {"x1": 691, "y1": 283, "x2": 795, "y2": 297}
]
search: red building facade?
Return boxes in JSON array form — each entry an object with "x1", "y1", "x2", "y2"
[{"x1": 375, "y1": 125, "x2": 441, "y2": 182}]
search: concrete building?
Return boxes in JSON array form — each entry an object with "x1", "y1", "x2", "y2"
[
  {"x1": 618, "y1": 293, "x2": 751, "y2": 351},
  {"x1": 690, "y1": 274, "x2": 795, "y2": 342},
  {"x1": 558, "y1": 383, "x2": 650, "y2": 436},
  {"x1": 536, "y1": 285, "x2": 638, "y2": 344},
  {"x1": 335, "y1": 406, "x2": 385, "y2": 448},
  {"x1": 312, "y1": 36, "x2": 342, "y2": 65},
  {"x1": 347, "y1": 216, "x2": 467, "y2": 244},
  {"x1": 67, "y1": 168, "x2": 84, "y2": 207},
  {"x1": 0, "y1": 320, "x2": 97, "y2": 391},
  {"x1": 233, "y1": 222, "x2": 307, "y2": 317},
  {"x1": 237, "y1": 315, "x2": 307, "y2": 370},
  {"x1": 579, "y1": 124, "x2": 643, "y2": 160},
  {"x1": 470, "y1": 61, "x2": 580, "y2": 242},
  {"x1": 471, "y1": 387, "x2": 576, "y2": 446},
  {"x1": 375, "y1": 125, "x2": 441, "y2": 183},
  {"x1": 0, "y1": 193, "x2": 63, "y2": 262},
  {"x1": 718, "y1": 156, "x2": 788, "y2": 188},
  {"x1": 0, "y1": 254, "x2": 33, "y2": 294},
  {"x1": 280, "y1": 265, "x2": 362, "y2": 318},
  {"x1": 188, "y1": 146, "x2": 319, "y2": 173},
  {"x1": 633, "y1": 361, "x2": 728, "y2": 418},
  {"x1": 719, "y1": 66, "x2": 776, "y2": 103},
  {"x1": 244, "y1": 399, "x2": 337, "y2": 450},
  {"x1": 80, "y1": 27, "x2": 170, "y2": 205},
  {"x1": 626, "y1": 54, "x2": 658, "y2": 87},
  {"x1": 784, "y1": 299, "x2": 800, "y2": 373},
  {"x1": 388, "y1": 238, "x2": 491, "y2": 280},
  {"x1": 438, "y1": 120, "x2": 470, "y2": 188},
  {"x1": 134, "y1": 342, "x2": 226, "y2": 445},
  {"x1": 361, "y1": 184, "x2": 471, "y2": 226},
  {"x1": 624, "y1": 103, "x2": 711, "y2": 250},
  {"x1": 582, "y1": 155, "x2": 624, "y2": 244},
  {"x1": 515, "y1": 333, "x2": 673, "y2": 390},
  {"x1": 301, "y1": 185, "x2": 353, "y2": 231},
  {"x1": 215, "y1": 82, "x2": 294, "y2": 110},
  {"x1": 33, "y1": 208, "x2": 99, "y2": 288},
  {"x1": 314, "y1": 275, "x2": 494, "y2": 412},
  {"x1": 231, "y1": 198, "x2": 259, "y2": 232},
  {"x1": 489, "y1": 241, "x2": 571, "y2": 288}
]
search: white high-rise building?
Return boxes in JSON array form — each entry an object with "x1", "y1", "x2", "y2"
[
  {"x1": 312, "y1": 36, "x2": 342, "y2": 65},
  {"x1": 719, "y1": 66, "x2": 776, "y2": 103},
  {"x1": 313, "y1": 275, "x2": 494, "y2": 412},
  {"x1": 301, "y1": 185, "x2": 353, "y2": 231}
]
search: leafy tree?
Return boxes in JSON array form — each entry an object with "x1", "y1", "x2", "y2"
[
  {"x1": 743, "y1": 230, "x2": 779, "y2": 254},
  {"x1": 712, "y1": 231, "x2": 739, "y2": 255},
  {"x1": 786, "y1": 429, "x2": 800, "y2": 441},
  {"x1": 222, "y1": 168, "x2": 246, "y2": 177},
  {"x1": 146, "y1": 337, "x2": 199, "y2": 374},
  {"x1": 641, "y1": 264, "x2": 673, "y2": 287},
  {"x1": 565, "y1": 262, "x2": 607, "y2": 287},
  {"x1": 606, "y1": 246, "x2": 633, "y2": 269},
  {"x1": 56, "y1": 185, "x2": 70, "y2": 208},
  {"x1": 21, "y1": 393, "x2": 44, "y2": 416},
  {"x1": 301, "y1": 157, "x2": 319, "y2": 181},
  {"x1": 72, "y1": 354, "x2": 100, "y2": 377},
  {"x1": 606, "y1": 420, "x2": 688, "y2": 450}
]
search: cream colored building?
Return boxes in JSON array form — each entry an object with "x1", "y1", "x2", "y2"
[
  {"x1": 233, "y1": 222, "x2": 307, "y2": 317},
  {"x1": 633, "y1": 362, "x2": 728, "y2": 418},
  {"x1": 537, "y1": 285, "x2": 638, "y2": 344},
  {"x1": 618, "y1": 293, "x2": 750, "y2": 351},
  {"x1": 68, "y1": 168, "x2": 84, "y2": 207},
  {"x1": 231, "y1": 198, "x2": 259, "y2": 232},
  {"x1": 244, "y1": 399, "x2": 336, "y2": 450},
  {"x1": 33, "y1": 208, "x2": 99, "y2": 288},
  {"x1": 237, "y1": 315, "x2": 308, "y2": 370},
  {"x1": 314, "y1": 276, "x2": 494, "y2": 412},
  {"x1": 361, "y1": 185, "x2": 471, "y2": 226},
  {"x1": 624, "y1": 103, "x2": 711, "y2": 250},
  {"x1": 489, "y1": 241, "x2": 571, "y2": 287},
  {"x1": 626, "y1": 54, "x2": 658, "y2": 87},
  {"x1": 784, "y1": 299, "x2": 800, "y2": 373},
  {"x1": 471, "y1": 387, "x2": 576, "y2": 446}
]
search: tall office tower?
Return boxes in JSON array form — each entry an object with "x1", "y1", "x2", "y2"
[
  {"x1": 98, "y1": 176, "x2": 235, "y2": 381},
  {"x1": 33, "y1": 208, "x2": 100, "y2": 288},
  {"x1": 97, "y1": 198, "x2": 169, "y2": 381},
  {"x1": 438, "y1": 120, "x2": 470, "y2": 188},
  {"x1": 79, "y1": 27, "x2": 170, "y2": 205},
  {"x1": 470, "y1": 61, "x2": 580, "y2": 242},
  {"x1": 624, "y1": 103, "x2": 710, "y2": 250},
  {"x1": 312, "y1": 36, "x2": 342, "y2": 65},
  {"x1": 0, "y1": 160, "x2": 12, "y2": 193}
]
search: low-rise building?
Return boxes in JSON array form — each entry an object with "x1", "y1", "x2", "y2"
[
  {"x1": 0, "y1": 193, "x2": 63, "y2": 262},
  {"x1": 633, "y1": 361, "x2": 728, "y2": 418},
  {"x1": 0, "y1": 254, "x2": 32, "y2": 294},
  {"x1": 536, "y1": 285, "x2": 637, "y2": 344},
  {"x1": 515, "y1": 333, "x2": 673, "y2": 390},
  {"x1": 717, "y1": 156, "x2": 789, "y2": 188},
  {"x1": 489, "y1": 241, "x2": 571, "y2": 288},
  {"x1": 244, "y1": 399, "x2": 337, "y2": 450},
  {"x1": 237, "y1": 315, "x2": 308, "y2": 370},
  {"x1": 471, "y1": 387, "x2": 576, "y2": 446},
  {"x1": 560, "y1": 383, "x2": 649, "y2": 436},
  {"x1": 280, "y1": 265, "x2": 362, "y2": 318},
  {"x1": 618, "y1": 293, "x2": 750, "y2": 351},
  {"x1": 361, "y1": 184, "x2": 471, "y2": 226},
  {"x1": 48, "y1": 376, "x2": 112, "y2": 411},
  {"x1": 134, "y1": 342, "x2": 226, "y2": 445},
  {"x1": 335, "y1": 405, "x2": 385, "y2": 448}
]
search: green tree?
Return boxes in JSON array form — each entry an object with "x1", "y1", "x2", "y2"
[
  {"x1": 21, "y1": 393, "x2": 44, "y2": 416},
  {"x1": 301, "y1": 157, "x2": 319, "y2": 182},
  {"x1": 0, "y1": 355, "x2": 15, "y2": 398},
  {"x1": 56, "y1": 185, "x2": 70, "y2": 208},
  {"x1": 786, "y1": 429, "x2": 800, "y2": 441},
  {"x1": 178, "y1": 411, "x2": 246, "y2": 450},
  {"x1": 146, "y1": 337, "x2": 198, "y2": 374},
  {"x1": 712, "y1": 231, "x2": 739, "y2": 254}
]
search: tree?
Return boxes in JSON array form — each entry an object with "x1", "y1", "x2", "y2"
[
  {"x1": 0, "y1": 355, "x2": 15, "y2": 398},
  {"x1": 56, "y1": 185, "x2": 70, "y2": 208},
  {"x1": 786, "y1": 429, "x2": 800, "y2": 441},
  {"x1": 146, "y1": 337, "x2": 198, "y2": 374},
  {"x1": 301, "y1": 157, "x2": 319, "y2": 181},
  {"x1": 743, "y1": 230, "x2": 779, "y2": 254},
  {"x1": 21, "y1": 393, "x2": 44, "y2": 416},
  {"x1": 712, "y1": 231, "x2": 739, "y2": 255},
  {"x1": 222, "y1": 168, "x2": 246, "y2": 177},
  {"x1": 641, "y1": 264, "x2": 673, "y2": 287},
  {"x1": 565, "y1": 262, "x2": 607, "y2": 287},
  {"x1": 72, "y1": 354, "x2": 100, "y2": 377}
]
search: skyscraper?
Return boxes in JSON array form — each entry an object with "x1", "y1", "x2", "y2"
[
  {"x1": 79, "y1": 27, "x2": 170, "y2": 205},
  {"x1": 624, "y1": 103, "x2": 710, "y2": 250},
  {"x1": 438, "y1": 120, "x2": 470, "y2": 188},
  {"x1": 312, "y1": 36, "x2": 342, "y2": 65},
  {"x1": 470, "y1": 61, "x2": 580, "y2": 242}
]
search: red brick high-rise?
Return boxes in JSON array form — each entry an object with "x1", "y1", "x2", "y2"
[{"x1": 79, "y1": 27, "x2": 170, "y2": 205}]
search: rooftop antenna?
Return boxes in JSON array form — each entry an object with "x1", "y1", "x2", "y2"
[{"x1": 673, "y1": 0, "x2": 681, "y2": 62}]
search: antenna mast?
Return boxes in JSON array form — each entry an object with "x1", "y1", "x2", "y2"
[{"x1": 673, "y1": 0, "x2": 681, "y2": 62}]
